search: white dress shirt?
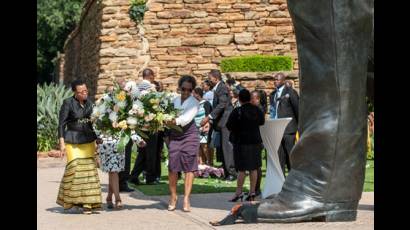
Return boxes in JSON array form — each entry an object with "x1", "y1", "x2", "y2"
[
  {"x1": 213, "y1": 81, "x2": 221, "y2": 92},
  {"x1": 273, "y1": 85, "x2": 285, "y2": 119},
  {"x1": 138, "y1": 79, "x2": 156, "y2": 91},
  {"x1": 173, "y1": 95, "x2": 199, "y2": 127},
  {"x1": 203, "y1": 90, "x2": 214, "y2": 106}
]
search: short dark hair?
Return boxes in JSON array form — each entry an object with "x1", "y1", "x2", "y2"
[
  {"x1": 209, "y1": 69, "x2": 222, "y2": 80},
  {"x1": 239, "y1": 89, "x2": 251, "y2": 103},
  {"x1": 193, "y1": 87, "x2": 203, "y2": 97},
  {"x1": 226, "y1": 77, "x2": 236, "y2": 86},
  {"x1": 142, "y1": 68, "x2": 154, "y2": 79},
  {"x1": 178, "y1": 75, "x2": 197, "y2": 89},
  {"x1": 71, "y1": 79, "x2": 85, "y2": 91},
  {"x1": 203, "y1": 79, "x2": 213, "y2": 89},
  {"x1": 153, "y1": 80, "x2": 163, "y2": 92}
]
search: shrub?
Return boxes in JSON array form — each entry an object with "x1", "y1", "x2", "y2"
[
  {"x1": 220, "y1": 55, "x2": 293, "y2": 72},
  {"x1": 129, "y1": 0, "x2": 147, "y2": 23},
  {"x1": 37, "y1": 83, "x2": 73, "y2": 151}
]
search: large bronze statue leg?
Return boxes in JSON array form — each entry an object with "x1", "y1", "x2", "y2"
[{"x1": 211, "y1": 0, "x2": 373, "y2": 225}]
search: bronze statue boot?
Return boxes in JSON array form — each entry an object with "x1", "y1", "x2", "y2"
[{"x1": 256, "y1": 189, "x2": 359, "y2": 223}]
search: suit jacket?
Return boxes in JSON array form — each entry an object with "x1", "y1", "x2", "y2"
[
  {"x1": 269, "y1": 86, "x2": 299, "y2": 134},
  {"x1": 210, "y1": 81, "x2": 233, "y2": 131},
  {"x1": 58, "y1": 96, "x2": 97, "y2": 144}
]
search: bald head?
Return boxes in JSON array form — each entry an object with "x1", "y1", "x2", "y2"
[
  {"x1": 142, "y1": 68, "x2": 155, "y2": 82},
  {"x1": 274, "y1": 72, "x2": 286, "y2": 88}
]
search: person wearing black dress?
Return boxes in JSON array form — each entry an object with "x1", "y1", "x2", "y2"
[{"x1": 226, "y1": 89, "x2": 265, "y2": 202}]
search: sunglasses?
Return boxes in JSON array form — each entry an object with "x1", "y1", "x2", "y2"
[
  {"x1": 180, "y1": 87, "x2": 193, "y2": 92},
  {"x1": 76, "y1": 90, "x2": 88, "y2": 94}
]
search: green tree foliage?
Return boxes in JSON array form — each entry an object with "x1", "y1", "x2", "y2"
[{"x1": 37, "y1": 0, "x2": 84, "y2": 83}]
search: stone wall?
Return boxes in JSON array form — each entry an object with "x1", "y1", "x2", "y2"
[
  {"x1": 53, "y1": 53, "x2": 65, "y2": 83},
  {"x1": 63, "y1": 0, "x2": 104, "y2": 98},
  {"x1": 144, "y1": 0, "x2": 298, "y2": 91},
  {"x1": 98, "y1": 0, "x2": 151, "y2": 97},
  {"x1": 61, "y1": 0, "x2": 299, "y2": 99}
]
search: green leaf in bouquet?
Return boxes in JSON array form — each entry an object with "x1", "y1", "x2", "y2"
[
  {"x1": 135, "y1": 129, "x2": 149, "y2": 140},
  {"x1": 116, "y1": 131, "x2": 131, "y2": 153}
]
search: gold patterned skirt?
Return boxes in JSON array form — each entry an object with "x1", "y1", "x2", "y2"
[{"x1": 56, "y1": 142, "x2": 102, "y2": 210}]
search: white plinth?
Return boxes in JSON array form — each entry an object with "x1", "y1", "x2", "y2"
[{"x1": 259, "y1": 118, "x2": 292, "y2": 199}]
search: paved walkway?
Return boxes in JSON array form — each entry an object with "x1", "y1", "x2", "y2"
[{"x1": 37, "y1": 158, "x2": 374, "y2": 230}]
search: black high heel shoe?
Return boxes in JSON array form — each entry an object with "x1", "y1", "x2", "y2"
[
  {"x1": 228, "y1": 193, "x2": 244, "y2": 202},
  {"x1": 106, "y1": 198, "x2": 114, "y2": 209},
  {"x1": 245, "y1": 192, "x2": 256, "y2": 201}
]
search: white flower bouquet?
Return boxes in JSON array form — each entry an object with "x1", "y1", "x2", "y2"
[{"x1": 91, "y1": 81, "x2": 181, "y2": 152}]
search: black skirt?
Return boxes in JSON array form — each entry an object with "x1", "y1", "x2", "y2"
[{"x1": 233, "y1": 143, "x2": 262, "y2": 171}]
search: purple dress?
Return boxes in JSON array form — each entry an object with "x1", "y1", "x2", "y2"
[{"x1": 168, "y1": 120, "x2": 200, "y2": 173}]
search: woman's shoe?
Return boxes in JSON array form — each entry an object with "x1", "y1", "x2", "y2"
[
  {"x1": 182, "y1": 200, "x2": 191, "y2": 212},
  {"x1": 83, "y1": 208, "x2": 92, "y2": 215},
  {"x1": 168, "y1": 197, "x2": 178, "y2": 211},
  {"x1": 228, "y1": 192, "x2": 244, "y2": 202},
  {"x1": 114, "y1": 199, "x2": 123, "y2": 209},
  {"x1": 245, "y1": 192, "x2": 256, "y2": 201},
  {"x1": 106, "y1": 198, "x2": 114, "y2": 209}
]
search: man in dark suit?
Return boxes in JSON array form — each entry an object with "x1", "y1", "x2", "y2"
[
  {"x1": 118, "y1": 140, "x2": 135, "y2": 192},
  {"x1": 201, "y1": 69, "x2": 236, "y2": 181},
  {"x1": 129, "y1": 68, "x2": 159, "y2": 185},
  {"x1": 269, "y1": 72, "x2": 299, "y2": 177}
]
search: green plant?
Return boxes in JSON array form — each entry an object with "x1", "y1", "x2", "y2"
[
  {"x1": 37, "y1": 83, "x2": 73, "y2": 151},
  {"x1": 129, "y1": 0, "x2": 147, "y2": 23},
  {"x1": 220, "y1": 55, "x2": 293, "y2": 72}
]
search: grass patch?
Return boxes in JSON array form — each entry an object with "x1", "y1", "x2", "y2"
[
  {"x1": 129, "y1": 145, "x2": 374, "y2": 195},
  {"x1": 364, "y1": 159, "x2": 374, "y2": 192}
]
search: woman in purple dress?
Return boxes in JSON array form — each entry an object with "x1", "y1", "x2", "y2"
[{"x1": 166, "y1": 75, "x2": 199, "y2": 212}]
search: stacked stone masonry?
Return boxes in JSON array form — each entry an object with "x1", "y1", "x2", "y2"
[{"x1": 61, "y1": 0, "x2": 299, "y2": 100}]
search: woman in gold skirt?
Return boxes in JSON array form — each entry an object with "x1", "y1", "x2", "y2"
[{"x1": 56, "y1": 80, "x2": 102, "y2": 214}]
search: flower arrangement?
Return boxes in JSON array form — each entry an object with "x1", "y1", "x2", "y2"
[
  {"x1": 134, "y1": 91, "x2": 181, "y2": 133},
  {"x1": 194, "y1": 164, "x2": 225, "y2": 178},
  {"x1": 91, "y1": 81, "x2": 181, "y2": 152}
]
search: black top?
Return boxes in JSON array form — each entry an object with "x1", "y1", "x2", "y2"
[
  {"x1": 203, "y1": 100, "x2": 212, "y2": 116},
  {"x1": 58, "y1": 96, "x2": 97, "y2": 144},
  {"x1": 226, "y1": 103, "x2": 265, "y2": 145}
]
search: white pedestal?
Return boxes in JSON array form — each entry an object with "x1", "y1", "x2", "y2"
[{"x1": 259, "y1": 118, "x2": 292, "y2": 199}]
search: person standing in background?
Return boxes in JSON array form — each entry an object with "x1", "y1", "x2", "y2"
[
  {"x1": 201, "y1": 69, "x2": 236, "y2": 181},
  {"x1": 202, "y1": 79, "x2": 214, "y2": 107},
  {"x1": 193, "y1": 87, "x2": 213, "y2": 165},
  {"x1": 269, "y1": 73, "x2": 299, "y2": 177}
]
